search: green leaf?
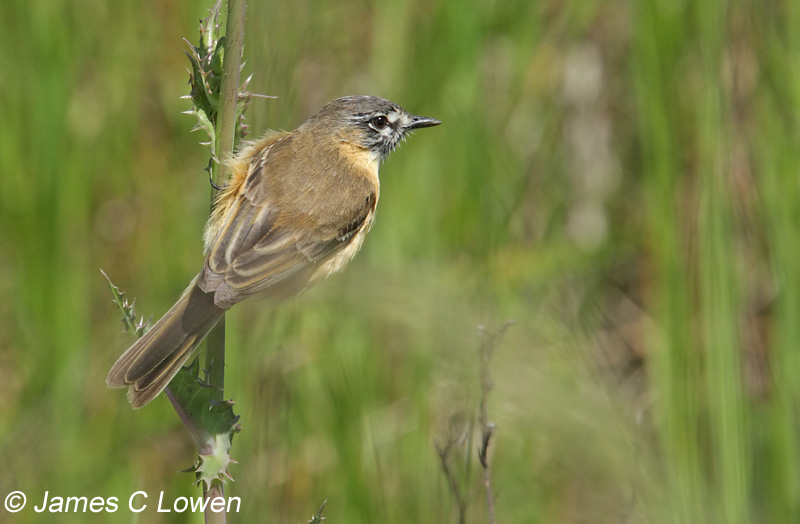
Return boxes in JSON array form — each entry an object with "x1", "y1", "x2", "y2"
[
  {"x1": 166, "y1": 359, "x2": 241, "y2": 488},
  {"x1": 185, "y1": 48, "x2": 216, "y2": 122},
  {"x1": 208, "y1": 36, "x2": 226, "y2": 96}
]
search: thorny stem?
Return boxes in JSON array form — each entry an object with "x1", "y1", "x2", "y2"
[
  {"x1": 203, "y1": 0, "x2": 247, "y2": 522},
  {"x1": 214, "y1": 0, "x2": 245, "y2": 188}
]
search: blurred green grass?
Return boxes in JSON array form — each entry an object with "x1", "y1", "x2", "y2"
[{"x1": 1, "y1": 0, "x2": 799, "y2": 522}]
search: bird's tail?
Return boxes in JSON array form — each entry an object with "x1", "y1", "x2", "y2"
[{"x1": 106, "y1": 277, "x2": 225, "y2": 409}]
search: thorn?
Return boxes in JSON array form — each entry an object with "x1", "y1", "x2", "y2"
[
  {"x1": 208, "y1": 163, "x2": 223, "y2": 191},
  {"x1": 250, "y1": 93, "x2": 278, "y2": 100}
]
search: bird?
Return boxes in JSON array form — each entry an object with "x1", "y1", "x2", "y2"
[{"x1": 107, "y1": 95, "x2": 440, "y2": 408}]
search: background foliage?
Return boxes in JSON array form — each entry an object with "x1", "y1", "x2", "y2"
[{"x1": 1, "y1": 0, "x2": 798, "y2": 523}]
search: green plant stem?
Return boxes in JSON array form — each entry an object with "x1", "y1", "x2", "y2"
[
  {"x1": 204, "y1": 0, "x2": 246, "y2": 406},
  {"x1": 204, "y1": 482, "x2": 226, "y2": 524},
  {"x1": 205, "y1": 319, "x2": 226, "y2": 399},
  {"x1": 215, "y1": 0, "x2": 246, "y2": 186},
  {"x1": 203, "y1": 1, "x2": 246, "y2": 523}
]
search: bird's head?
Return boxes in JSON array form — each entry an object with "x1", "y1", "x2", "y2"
[{"x1": 302, "y1": 95, "x2": 441, "y2": 164}]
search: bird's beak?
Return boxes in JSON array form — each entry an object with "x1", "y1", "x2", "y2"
[{"x1": 407, "y1": 115, "x2": 442, "y2": 129}]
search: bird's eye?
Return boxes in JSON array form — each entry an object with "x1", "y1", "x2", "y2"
[{"x1": 370, "y1": 115, "x2": 389, "y2": 130}]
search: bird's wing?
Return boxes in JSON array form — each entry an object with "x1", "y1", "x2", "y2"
[{"x1": 198, "y1": 133, "x2": 376, "y2": 308}]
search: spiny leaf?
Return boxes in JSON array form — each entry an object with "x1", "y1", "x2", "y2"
[
  {"x1": 166, "y1": 359, "x2": 241, "y2": 489},
  {"x1": 308, "y1": 501, "x2": 327, "y2": 524},
  {"x1": 100, "y1": 269, "x2": 151, "y2": 337}
]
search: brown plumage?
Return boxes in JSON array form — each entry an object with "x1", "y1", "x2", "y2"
[{"x1": 107, "y1": 95, "x2": 440, "y2": 408}]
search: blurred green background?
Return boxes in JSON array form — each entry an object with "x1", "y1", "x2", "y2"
[{"x1": 1, "y1": 0, "x2": 799, "y2": 522}]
